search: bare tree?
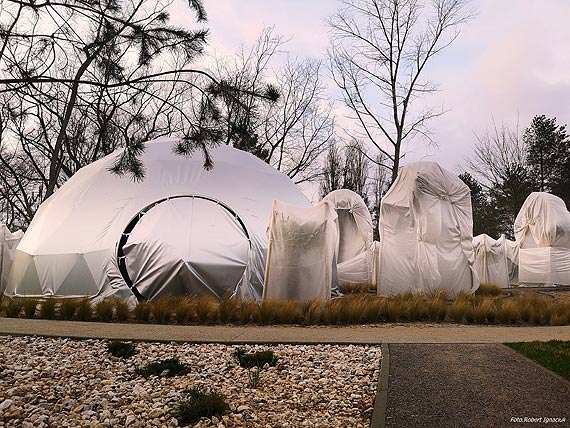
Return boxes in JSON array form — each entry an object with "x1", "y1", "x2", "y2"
[
  {"x1": 212, "y1": 28, "x2": 334, "y2": 184},
  {"x1": 328, "y1": 0, "x2": 473, "y2": 183}
]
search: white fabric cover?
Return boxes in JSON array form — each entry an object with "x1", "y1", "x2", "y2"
[
  {"x1": 505, "y1": 239, "x2": 520, "y2": 285},
  {"x1": 473, "y1": 234, "x2": 510, "y2": 288},
  {"x1": 0, "y1": 224, "x2": 23, "y2": 295},
  {"x1": 515, "y1": 192, "x2": 570, "y2": 286},
  {"x1": 263, "y1": 200, "x2": 338, "y2": 301},
  {"x1": 6, "y1": 138, "x2": 310, "y2": 300},
  {"x1": 322, "y1": 189, "x2": 373, "y2": 263},
  {"x1": 337, "y1": 241, "x2": 380, "y2": 286},
  {"x1": 378, "y1": 162, "x2": 479, "y2": 296}
]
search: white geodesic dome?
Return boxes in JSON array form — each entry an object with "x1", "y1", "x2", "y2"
[
  {"x1": 378, "y1": 162, "x2": 479, "y2": 296},
  {"x1": 514, "y1": 192, "x2": 570, "y2": 286},
  {"x1": 5, "y1": 138, "x2": 310, "y2": 301}
]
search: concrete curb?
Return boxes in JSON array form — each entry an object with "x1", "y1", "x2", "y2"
[
  {"x1": 370, "y1": 343, "x2": 390, "y2": 428},
  {"x1": 1, "y1": 318, "x2": 570, "y2": 344}
]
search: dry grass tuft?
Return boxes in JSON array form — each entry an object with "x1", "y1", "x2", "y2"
[
  {"x1": 134, "y1": 301, "x2": 152, "y2": 323},
  {"x1": 113, "y1": 299, "x2": 131, "y2": 322},
  {"x1": 476, "y1": 283, "x2": 502, "y2": 297},
  {"x1": 175, "y1": 297, "x2": 194, "y2": 324},
  {"x1": 60, "y1": 299, "x2": 80, "y2": 320}
]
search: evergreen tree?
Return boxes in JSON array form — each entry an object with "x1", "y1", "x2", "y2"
[
  {"x1": 459, "y1": 173, "x2": 501, "y2": 238},
  {"x1": 524, "y1": 115, "x2": 570, "y2": 206}
]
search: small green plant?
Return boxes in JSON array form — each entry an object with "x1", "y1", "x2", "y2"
[
  {"x1": 21, "y1": 298, "x2": 38, "y2": 319},
  {"x1": 76, "y1": 299, "x2": 92, "y2": 321},
  {"x1": 175, "y1": 297, "x2": 194, "y2": 324},
  {"x1": 136, "y1": 357, "x2": 189, "y2": 378},
  {"x1": 176, "y1": 388, "x2": 228, "y2": 424},
  {"x1": 233, "y1": 348, "x2": 279, "y2": 369},
  {"x1": 113, "y1": 299, "x2": 131, "y2": 322},
  {"x1": 60, "y1": 299, "x2": 80, "y2": 320},
  {"x1": 134, "y1": 301, "x2": 152, "y2": 322},
  {"x1": 246, "y1": 366, "x2": 261, "y2": 387},
  {"x1": 94, "y1": 299, "x2": 114, "y2": 322},
  {"x1": 151, "y1": 297, "x2": 173, "y2": 324},
  {"x1": 107, "y1": 340, "x2": 136, "y2": 358},
  {"x1": 39, "y1": 299, "x2": 57, "y2": 320},
  {"x1": 5, "y1": 299, "x2": 22, "y2": 318}
]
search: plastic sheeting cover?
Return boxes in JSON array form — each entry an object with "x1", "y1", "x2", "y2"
[
  {"x1": 473, "y1": 234, "x2": 510, "y2": 288},
  {"x1": 378, "y1": 162, "x2": 478, "y2": 296},
  {"x1": 263, "y1": 200, "x2": 338, "y2": 301},
  {"x1": 0, "y1": 224, "x2": 23, "y2": 295},
  {"x1": 519, "y1": 247, "x2": 570, "y2": 286},
  {"x1": 338, "y1": 241, "x2": 380, "y2": 286},
  {"x1": 322, "y1": 189, "x2": 373, "y2": 263},
  {"x1": 6, "y1": 138, "x2": 311, "y2": 300}
]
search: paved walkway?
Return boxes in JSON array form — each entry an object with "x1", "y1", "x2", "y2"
[
  {"x1": 1, "y1": 318, "x2": 569, "y2": 343},
  {"x1": 384, "y1": 344, "x2": 570, "y2": 428}
]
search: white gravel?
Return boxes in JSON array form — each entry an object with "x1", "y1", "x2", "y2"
[{"x1": 0, "y1": 336, "x2": 381, "y2": 428}]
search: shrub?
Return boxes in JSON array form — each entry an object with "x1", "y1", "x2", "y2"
[
  {"x1": 275, "y1": 300, "x2": 300, "y2": 324},
  {"x1": 113, "y1": 299, "x2": 131, "y2": 322},
  {"x1": 134, "y1": 301, "x2": 152, "y2": 323},
  {"x1": 426, "y1": 299, "x2": 447, "y2": 322},
  {"x1": 234, "y1": 348, "x2": 279, "y2": 369},
  {"x1": 218, "y1": 295, "x2": 238, "y2": 324},
  {"x1": 60, "y1": 299, "x2": 80, "y2": 320},
  {"x1": 384, "y1": 299, "x2": 403, "y2": 322},
  {"x1": 195, "y1": 295, "x2": 214, "y2": 324},
  {"x1": 39, "y1": 299, "x2": 57, "y2": 320},
  {"x1": 76, "y1": 299, "x2": 92, "y2": 321},
  {"x1": 175, "y1": 297, "x2": 194, "y2": 324},
  {"x1": 476, "y1": 283, "x2": 502, "y2": 297},
  {"x1": 151, "y1": 297, "x2": 173, "y2": 324},
  {"x1": 176, "y1": 388, "x2": 228, "y2": 424},
  {"x1": 94, "y1": 299, "x2": 114, "y2": 322},
  {"x1": 496, "y1": 300, "x2": 519, "y2": 324},
  {"x1": 238, "y1": 299, "x2": 259, "y2": 325},
  {"x1": 21, "y1": 298, "x2": 38, "y2": 319},
  {"x1": 301, "y1": 298, "x2": 321, "y2": 325},
  {"x1": 449, "y1": 299, "x2": 469, "y2": 323},
  {"x1": 107, "y1": 340, "x2": 136, "y2": 359},
  {"x1": 136, "y1": 357, "x2": 189, "y2": 378},
  {"x1": 258, "y1": 300, "x2": 279, "y2": 325},
  {"x1": 5, "y1": 299, "x2": 22, "y2": 318}
]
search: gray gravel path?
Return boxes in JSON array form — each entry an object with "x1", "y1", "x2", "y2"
[{"x1": 385, "y1": 344, "x2": 570, "y2": 428}]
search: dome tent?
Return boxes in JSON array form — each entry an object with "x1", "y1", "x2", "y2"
[
  {"x1": 514, "y1": 192, "x2": 570, "y2": 286},
  {"x1": 378, "y1": 162, "x2": 479, "y2": 297},
  {"x1": 5, "y1": 138, "x2": 310, "y2": 301},
  {"x1": 473, "y1": 234, "x2": 512, "y2": 288},
  {"x1": 322, "y1": 189, "x2": 378, "y2": 286}
]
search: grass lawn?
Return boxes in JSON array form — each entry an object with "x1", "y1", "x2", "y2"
[{"x1": 505, "y1": 340, "x2": 570, "y2": 380}]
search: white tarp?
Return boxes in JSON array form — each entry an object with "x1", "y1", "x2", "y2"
[
  {"x1": 0, "y1": 224, "x2": 23, "y2": 295},
  {"x1": 5, "y1": 138, "x2": 310, "y2": 301},
  {"x1": 514, "y1": 192, "x2": 570, "y2": 286},
  {"x1": 322, "y1": 189, "x2": 373, "y2": 263},
  {"x1": 473, "y1": 234, "x2": 510, "y2": 288},
  {"x1": 263, "y1": 200, "x2": 338, "y2": 301},
  {"x1": 505, "y1": 239, "x2": 520, "y2": 285},
  {"x1": 378, "y1": 162, "x2": 479, "y2": 297},
  {"x1": 337, "y1": 241, "x2": 380, "y2": 286}
]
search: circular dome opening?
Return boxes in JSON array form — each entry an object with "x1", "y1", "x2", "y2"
[{"x1": 118, "y1": 196, "x2": 250, "y2": 300}]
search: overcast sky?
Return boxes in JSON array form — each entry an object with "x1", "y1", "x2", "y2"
[{"x1": 173, "y1": 0, "x2": 570, "y2": 175}]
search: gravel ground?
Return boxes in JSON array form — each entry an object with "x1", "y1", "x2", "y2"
[
  {"x1": 0, "y1": 336, "x2": 381, "y2": 428},
  {"x1": 386, "y1": 344, "x2": 570, "y2": 428}
]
